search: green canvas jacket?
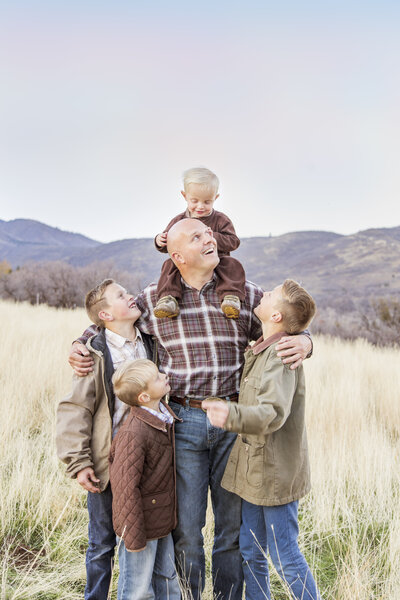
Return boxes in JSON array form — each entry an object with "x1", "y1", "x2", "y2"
[{"x1": 221, "y1": 331, "x2": 311, "y2": 506}]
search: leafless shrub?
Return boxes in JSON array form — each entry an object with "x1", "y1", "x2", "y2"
[
  {"x1": 0, "y1": 260, "x2": 142, "y2": 308},
  {"x1": 312, "y1": 297, "x2": 400, "y2": 346}
]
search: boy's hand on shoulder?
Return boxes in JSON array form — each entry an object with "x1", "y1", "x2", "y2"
[
  {"x1": 276, "y1": 334, "x2": 312, "y2": 370},
  {"x1": 202, "y1": 399, "x2": 229, "y2": 428},
  {"x1": 69, "y1": 342, "x2": 94, "y2": 377},
  {"x1": 77, "y1": 467, "x2": 101, "y2": 493},
  {"x1": 156, "y1": 232, "x2": 168, "y2": 248}
]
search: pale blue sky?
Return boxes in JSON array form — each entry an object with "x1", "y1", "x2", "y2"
[{"x1": 1, "y1": 1, "x2": 399, "y2": 243}]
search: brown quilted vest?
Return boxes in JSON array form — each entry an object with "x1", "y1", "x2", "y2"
[{"x1": 109, "y1": 402, "x2": 178, "y2": 551}]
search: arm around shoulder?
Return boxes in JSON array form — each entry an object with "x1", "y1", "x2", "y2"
[{"x1": 275, "y1": 332, "x2": 313, "y2": 369}]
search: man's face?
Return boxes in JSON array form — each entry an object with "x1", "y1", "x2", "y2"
[
  {"x1": 102, "y1": 283, "x2": 141, "y2": 323},
  {"x1": 254, "y1": 285, "x2": 283, "y2": 322},
  {"x1": 175, "y1": 221, "x2": 219, "y2": 271},
  {"x1": 182, "y1": 183, "x2": 218, "y2": 218}
]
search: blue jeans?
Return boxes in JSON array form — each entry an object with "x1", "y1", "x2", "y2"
[
  {"x1": 170, "y1": 401, "x2": 243, "y2": 600},
  {"x1": 117, "y1": 534, "x2": 180, "y2": 600},
  {"x1": 85, "y1": 485, "x2": 116, "y2": 600},
  {"x1": 240, "y1": 500, "x2": 321, "y2": 600}
]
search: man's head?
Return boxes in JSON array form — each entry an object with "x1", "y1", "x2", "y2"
[
  {"x1": 112, "y1": 359, "x2": 170, "y2": 407},
  {"x1": 181, "y1": 167, "x2": 219, "y2": 218},
  {"x1": 254, "y1": 279, "x2": 316, "y2": 334},
  {"x1": 85, "y1": 280, "x2": 140, "y2": 328},
  {"x1": 166, "y1": 218, "x2": 219, "y2": 277}
]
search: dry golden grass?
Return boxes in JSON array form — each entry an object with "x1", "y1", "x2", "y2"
[{"x1": 1, "y1": 300, "x2": 399, "y2": 599}]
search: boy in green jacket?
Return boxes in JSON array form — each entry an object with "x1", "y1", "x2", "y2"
[{"x1": 202, "y1": 279, "x2": 321, "y2": 600}]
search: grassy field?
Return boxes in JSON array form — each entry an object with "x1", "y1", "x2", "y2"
[{"x1": 1, "y1": 299, "x2": 399, "y2": 599}]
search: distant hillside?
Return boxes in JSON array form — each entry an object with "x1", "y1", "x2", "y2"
[
  {"x1": 0, "y1": 219, "x2": 101, "y2": 266},
  {"x1": 1, "y1": 218, "x2": 399, "y2": 307}
]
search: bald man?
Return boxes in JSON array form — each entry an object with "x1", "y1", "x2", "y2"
[{"x1": 69, "y1": 219, "x2": 312, "y2": 600}]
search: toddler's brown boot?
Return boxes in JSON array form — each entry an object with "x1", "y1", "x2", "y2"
[
  {"x1": 153, "y1": 295, "x2": 180, "y2": 318},
  {"x1": 221, "y1": 295, "x2": 240, "y2": 319}
]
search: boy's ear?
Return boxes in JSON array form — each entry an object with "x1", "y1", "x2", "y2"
[
  {"x1": 214, "y1": 193, "x2": 219, "y2": 201},
  {"x1": 271, "y1": 311, "x2": 283, "y2": 324},
  {"x1": 137, "y1": 391, "x2": 150, "y2": 405},
  {"x1": 98, "y1": 309, "x2": 114, "y2": 322},
  {"x1": 181, "y1": 190, "x2": 187, "y2": 200}
]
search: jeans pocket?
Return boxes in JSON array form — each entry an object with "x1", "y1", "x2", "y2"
[{"x1": 168, "y1": 401, "x2": 184, "y2": 421}]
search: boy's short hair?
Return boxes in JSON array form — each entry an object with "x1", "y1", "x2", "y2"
[
  {"x1": 112, "y1": 359, "x2": 158, "y2": 407},
  {"x1": 277, "y1": 279, "x2": 316, "y2": 334},
  {"x1": 183, "y1": 167, "x2": 219, "y2": 195},
  {"x1": 85, "y1": 278, "x2": 115, "y2": 327}
]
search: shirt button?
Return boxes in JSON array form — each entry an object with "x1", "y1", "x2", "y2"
[
  {"x1": 244, "y1": 377, "x2": 248, "y2": 382},
  {"x1": 152, "y1": 499, "x2": 156, "y2": 504}
]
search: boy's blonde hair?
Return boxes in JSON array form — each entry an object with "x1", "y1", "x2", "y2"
[
  {"x1": 277, "y1": 279, "x2": 316, "y2": 334},
  {"x1": 85, "y1": 279, "x2": 115, "y2": 327},
  {"x1": 183, "y1": 167, "x2": 219, "y2": 195},
  {"x1": 112, "y1": 359, "x2": 158, "y2": 407}
]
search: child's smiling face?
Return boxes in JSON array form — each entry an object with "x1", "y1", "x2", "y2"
[
  {"x1": 181, "y1": 183, "x2": 219, "y2": 218},
  {"x1": 102, "y1": 283, "x2": 141, "y2": 323}
]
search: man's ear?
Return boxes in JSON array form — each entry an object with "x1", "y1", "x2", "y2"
[
  {"x1": 171, "y1": 251, "x2": 185, "y2": 265},
  {"x1": 271, "y1": 311, "x2": 283, "y2": 324},
  {"x1": 98, "y1": 310, "x2": 113, "y2": 322}
]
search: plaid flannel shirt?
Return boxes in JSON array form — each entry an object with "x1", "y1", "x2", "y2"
[{"x1": 135, "y1": 275, "x2": 263, "y2": 398}]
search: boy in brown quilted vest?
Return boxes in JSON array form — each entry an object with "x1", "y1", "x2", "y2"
[{"x1": 109, "y1": 359, "x2": 181, "y2": 600}]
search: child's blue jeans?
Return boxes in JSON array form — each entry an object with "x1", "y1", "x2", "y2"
[
  {"x1": 240, "y1": 499, "x2": 321, "y2": 600},
  {"x1": 85, "y1": 485, "x2": 116, "y2": 599},
  {"x1": 117, "y1": 533, "x2": 181, "y2": 600}
]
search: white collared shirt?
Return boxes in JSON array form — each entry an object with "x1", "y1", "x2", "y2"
[
  {"x1": 141, "y1": 402, "x2": 174, "y2": 425},
  {"x1": 105, "y1": 327, "x2": 148, "y2": 436}
]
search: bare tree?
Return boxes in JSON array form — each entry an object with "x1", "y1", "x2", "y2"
[{"x1": 0, "y1": 260, "x2": 143, "y2": 308}]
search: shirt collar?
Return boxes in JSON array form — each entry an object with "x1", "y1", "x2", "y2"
[
  {"x1": 140, "y1": 402, "x2": 174, "y2": 423},
  {"x1": 251, "y1": 331, "x2": 288, "y2": 355},
  {"x1": 105, "y1": 326, "x2": 143, "y2": 349},
  {"x1": 181, "y1": 272, "x2": 217, "y2": 291}
]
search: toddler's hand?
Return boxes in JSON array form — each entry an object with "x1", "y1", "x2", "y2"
[
  {"x1": 202, "y1": 398, "x2": 229, "y2": 428},
  {"x1": 156, "y1": 232, "x2": 168, "y2": 247}
]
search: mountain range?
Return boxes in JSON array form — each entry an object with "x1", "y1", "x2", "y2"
[{"x1": 1, "y1": 218, "x2": 399, "y2": 308}]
